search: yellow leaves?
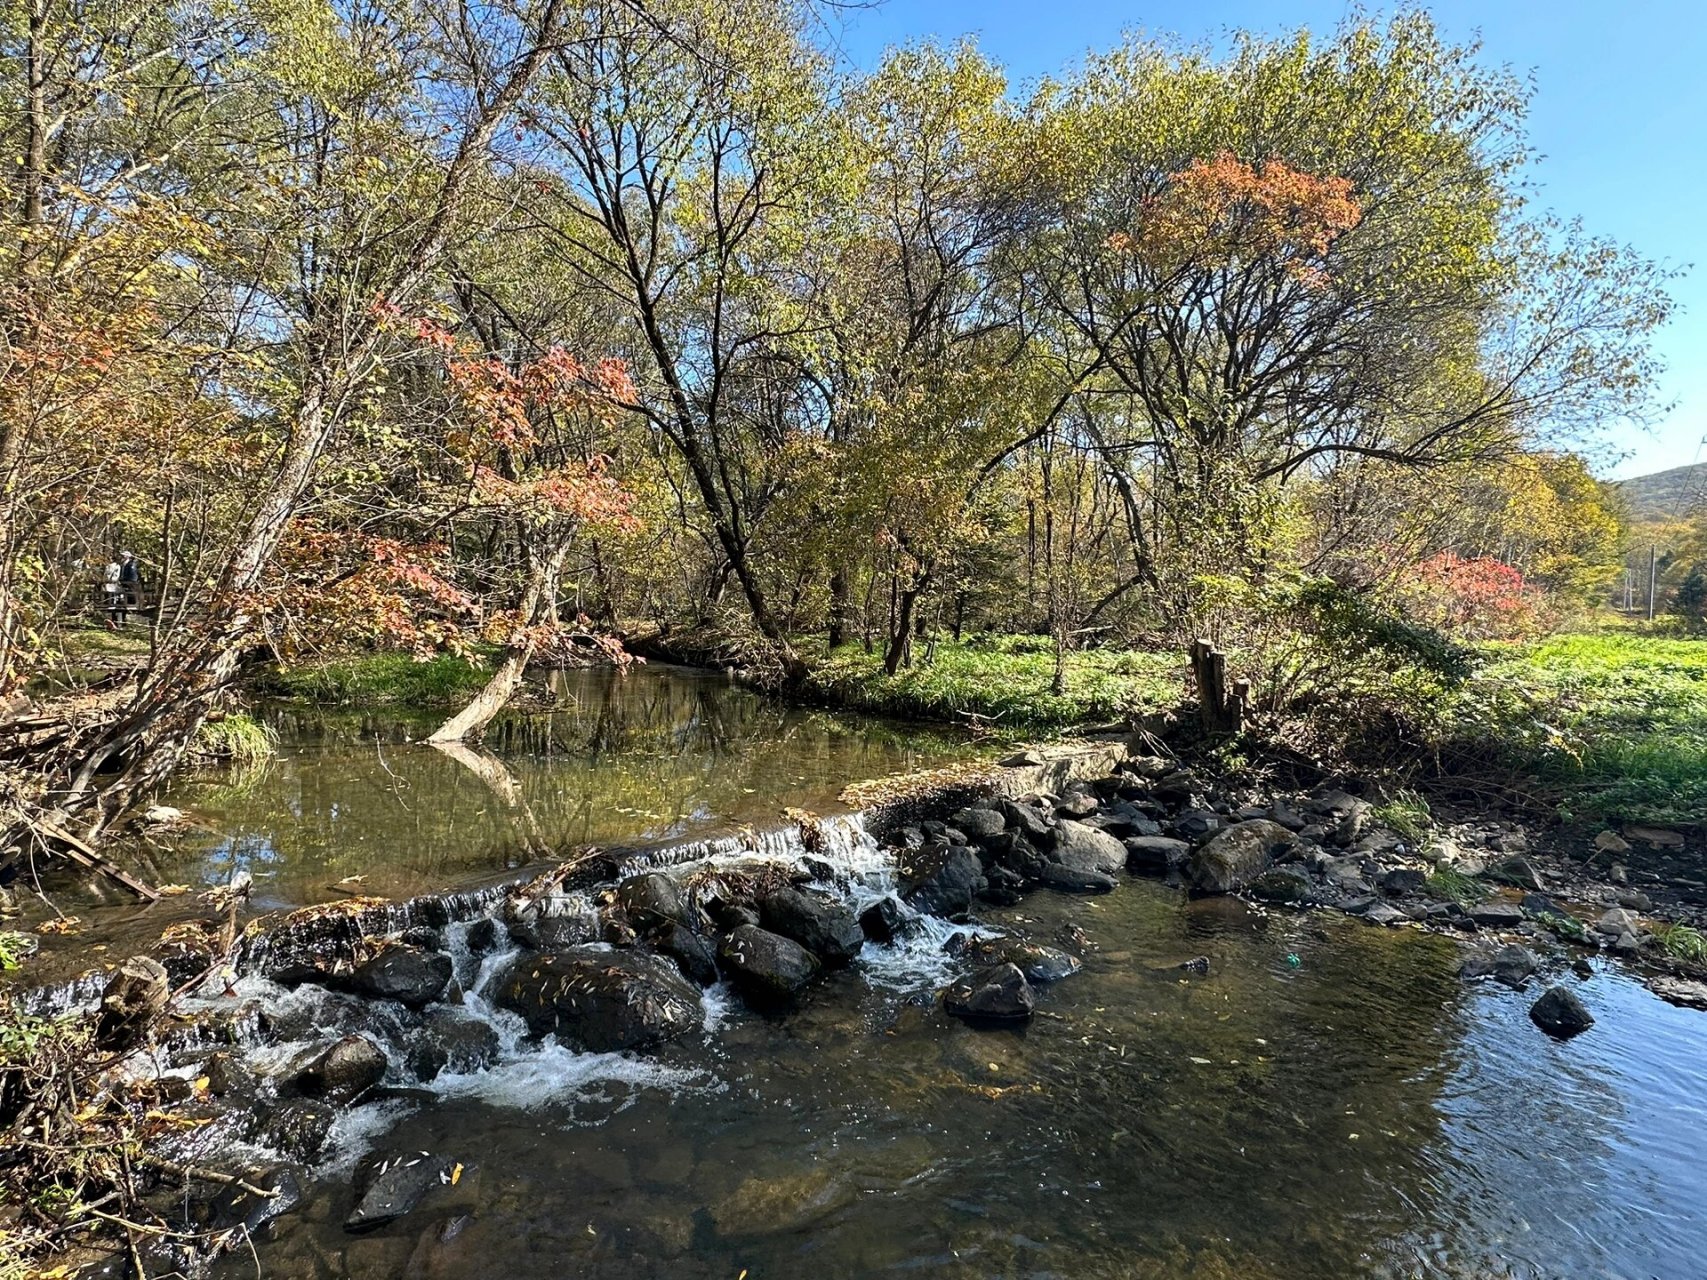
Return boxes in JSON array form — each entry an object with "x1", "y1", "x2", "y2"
[{"x1": 37, "y1": 917, "x2": 82, "y2": 936}]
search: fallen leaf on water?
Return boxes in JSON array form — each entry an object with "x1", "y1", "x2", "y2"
[
  {"x1": 1189, "y1": 1056, "x2": 1212, "y2": 1065},
  {"x1": 450, "y1": 1163, "x2": 463, "y2": 1185}
]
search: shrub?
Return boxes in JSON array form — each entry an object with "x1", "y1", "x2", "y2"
[{"x1": 1398, "y1": 552, "x2": 1545, "y2": 642}]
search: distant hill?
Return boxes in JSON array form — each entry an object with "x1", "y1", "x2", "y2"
[{"x1": 1617, "y1": 462, "x2": 1707, "y2": 521}]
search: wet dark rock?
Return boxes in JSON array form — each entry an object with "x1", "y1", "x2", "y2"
[
  {"x1": 202, "y1": 1050, "x2": 255, "y2": 1099},
  {"x1": 901, "y1": 844, "x2": 986, "y2": 917},
  {"x1": 1048, "y1": 819, "x2": 1127, "y2": 876},
  {"x1": 346, "y1": 1152, "x2": 458, "y2": 1232},
  {"x1": 978, "y1": 865, "x2": 1026, "y2": 906},
  {"x1": 652, "y1": 922, "x2": 719, "y2": 987},
  {"x1": 406, "y1": 1013, "x2": 502, "y2": 1081},
  {"x1": 943, "y1": 962, "x2": 1035, "y2": 1024},
  {"x1": 760, "y1": 886, "x2": 865, "y2": 966},
  {"x1": 950, "y1": 806, "x2": 1006, "y2": 842},
  {"x1": 1152, "y1": 771, "x2": 1199, "y2": 802},
  {"x1": 1596, "y1": 907, "x2": 1641, "y2": 938},
  {"x1": 288, "y1": 1034, "x2": 387, "y2": 1104},
  {"x1": 1170, "y1": 811, "x2": 1222, "y2": 842},
  {"x1": 463, "y1": 917, "x2": 502, "y2": 956},
  {"x1": 1459, "y1": 944, "x2": 1539, "y2": 989},
  {"x1": 1468, "y1": 902, "x2": 1525, "y2": 928},
  {"x1": 858, "y1": 896, "x2": 907, "y2": 944},
  {"x1": 1092, "y1": 803, "x2": 1162, "y2": 840},
  {"x1": 1361, "y1": 903, "x2": 1408, "y2": 926},
  {"x1": 507, "y1": 910, "x2": 601, "y2": 953},
  {"x1": 1381, "y1": 868, "x2": 1428, "y2": 897},
  {"x1": 618, "y1": 873, "x2": 691, "y2": 932},
  {"x1": 247, "y1": 1099, "x2": 337, "y2": 1162},
  {"x1": 1572, "y1": 957, "x2": 1596, "y2": 980},
  {"x1": 951, "y1": 936, "x2": 1081, "y2": 983},
  {"x1": 1125, "y1": 835, "x2": 1191, "y2": 873},
  {"x1": 95, "y1": 956, "x2": 169, "y2": 1050},
  {"x1": 1489, "y1": 857, "x2": 1546, "y2": 892},
  {"x1": 799, "y1": 855, "x2": 842, "y2": 884},
  {"x1": 1054, "y1": 790, "x2": 1099, "y2": 819},
  {"x1": 495, "y1": 947, "x2": 702, "y2": 1051},
  {"x1": 1530, "y1": 986, "x2": 1594, "y2": 1039},
  {"x1": 718, "y1": 924, "x2": 821, "y2": 1002},
  {"x1": 348, "y1": 945, "x2": 452, "y2": 1010},
  {"x1": 999, "y1": 799, "x2": 1050, "y2": 841},
  {"x1": 1188, "y1": 820, "x2": 1296, "y2": 894},
  {"x1": 399, "y1": 925, "x2": 443, "y2": 951},
  {"x1": 1268, "y1": 801, "x2": 1307, "y2": 831},
  {"x1": 208, "y1": 1163, "x2": 305, "y2": 1236},
  {"x1": 1037, "y1": 862, "x2": 1118, "y2": 894},
  {"x1": 1520, "y1": 893, "x2": 1563, "y2": 918},
  {"x1": 1247, "y1": 867, "x2": 1313, "y2": 905}
]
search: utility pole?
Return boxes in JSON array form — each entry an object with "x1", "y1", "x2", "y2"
[{"x1": 1648, "y1": 544, "x2": 1658, "y2": 622}]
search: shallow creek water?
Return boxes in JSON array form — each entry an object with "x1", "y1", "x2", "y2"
[{"x1": 23, "y1": 667, "x2": 1707, "y2": 1277}]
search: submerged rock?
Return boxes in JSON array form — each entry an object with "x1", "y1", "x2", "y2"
[
  {"x1": 1247, "y1": 867, "x2": 1312, "y2": 905},
  {"x1": 949, "y1": 936, "x2": 1080, "y2": 983},
  {"x1": 494, "y1": 947, "x2": 702, "y2": 1051},
  {"x1": 247, "y1": 1099, "x2": 338, "y2": 1162},
  {"x1": 1188, "y1": 820, "x2": 1295, "y2": 893},
  {"x1": 759, "y1": 886, "x2": 864, "y2": 966},
  {"x1": 348, "y1": 945, "x2": 452, "y2": 1010},
  {"x1": 406, "y1": 1013, "x2": 502, "y2": 1081},
  {"x1": 346, "y1": 1152, "x2": 459, "y2": 1232},
  {"x1": 1530, "y1": 986, "x2": 1595, "y2": 1039},
  {"x1": 207, "y1": 1163, "x2": 305, "y2": 1236},
  {"x1": 1037, "y1": 862, "x2": 1118, "y2": 894},
  {"x1": 717, "y1": 924, "x2": 821, "y2": 1002},
  {"x1": 943, "y1": 962, "x2": 1035, "y2": 1024},
  {"x1": 1459, "y1": 944, "x2": 1539, "y2": 989}
]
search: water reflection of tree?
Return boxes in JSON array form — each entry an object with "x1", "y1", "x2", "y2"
[{"x1": 162, "y1": 668, "x2": 966, "y2": 899}]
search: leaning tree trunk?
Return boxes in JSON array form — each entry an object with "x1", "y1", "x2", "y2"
[{"x1": 428, "y1": 541, "x2": 569, "y2": 744}]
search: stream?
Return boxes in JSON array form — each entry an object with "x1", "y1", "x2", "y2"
[{"x1": 18, "y1": 666, "x2": 1707, "y2": 1278}]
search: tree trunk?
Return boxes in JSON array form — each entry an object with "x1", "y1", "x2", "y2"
[
  {"x1": 827, "y1": 569, "x2": 848, "y2": 650},
  {"x1": 428, "y1": 540, "x2": 569, "y2": 744}
]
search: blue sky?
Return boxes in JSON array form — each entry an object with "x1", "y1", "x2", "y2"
[{"x1": 828, "y1": 1, "x2": 1704, "y2": 481}]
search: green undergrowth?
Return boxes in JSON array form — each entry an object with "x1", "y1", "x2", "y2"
[
  {"x1": 1653, "y1": 922, "x2": 1707, "y2": 964},
  {"x1": 806, "y1": 634, "x2": 1182, "y2": 733},
  {"x1": 1453, "y1": 634, "x2": 1707, "y2": 826},
  {"x1": 190, "y1": 712, "x2": 277, "y2": 768},
  {"x1": 1424, "y1": 867, "x2": 1487, "y2": 907},
  {"x1": 252, "y1": 651, "x2": 494, "y2": 706}
]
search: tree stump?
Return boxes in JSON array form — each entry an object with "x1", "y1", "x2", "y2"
[
  {"x1": 1189, "y1": 639, "x2": 1247, "y2": 735},
  {"x1": 95, "y1": 955, "x2": 169, "y2": 1050}
]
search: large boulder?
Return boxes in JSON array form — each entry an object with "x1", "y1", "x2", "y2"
[
  {"x1": 1530, "y1": 986, "x2": 1594, "y2": 1039},
  {"x1": 759, "y1": 886, "x2": 865, "y2": 966},
  {"x1": 494, "y1": 947, "x2": 702, "y2": 1052},
  {"x1": 717, "y1": 925, "x2": 821, "y2": 1002},
  {"x1": 346, "y1": 1152, "x2": 459, "y2": 1232},
  {"x1": 618, "y1": 873, "x2": 691, "y2": 933},
  {"x1": 858, "y1": 897, "x2": 907, "y2": 944},
  {"x1": 943, "y1": 963, "x2": 1035, "y2": 1024},
  {"x1": 950, "y1": 806, "x2": 1006, "y2": 842},
  {"x1": 1125, "y1": 835, "x2": 1191, "y2": 873},
  {"x1": 900, "y1": 844, "x2": 986, "y2": 918},
  {"x1": 1048, "y1": 820, "x2": 1127, "y2": 876},
  {"x1": 652, "y1": 922, "x2": 719, "y2": 987},
  {"x1": 998, "y1": 799, "x2": 1050, "y2": 841},
  {"x1": 287, "y1": 1034, "x2": 387, "y2": 1104},
  {"x1": 1092, "y1": 803, "x2": 1162, "y2": 840},
  {"x1": 1188, "y1": 820, "x2": 1296, "y2": 893},
  {"x1": 348, "y1": 945, "x2": 452, "y2": 1010}
]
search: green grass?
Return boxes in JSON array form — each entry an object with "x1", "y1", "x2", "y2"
[
  {"x1": 1425, "y1": 867, "x2": 1488, "y2": 907},
  {"x1": 1534, "y1": 911, "x2": 1593, "y2": 946},
  {"x1": 191, "y1": 712, "x2": 277, "y2": 768},
  {"x1": 1371, "y1": 789, "x2": 1431, "y2": 842},
  {"x1": 1460, "y1": 634, "x2": 1707, "y2": 825},
  {"x1": 806, "y1": 634, "x2": 1182, "y2": 733},
  {"x1": 1652, "y1": 922, "x2": 1707, "y2": 964},
  {"x1": 252, "y1": 651, "x2": 495, "y2": 707}
]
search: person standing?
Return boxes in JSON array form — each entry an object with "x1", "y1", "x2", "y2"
[
  {"x1": 116, "y1": 550, "x2": 141, "y2": 627},
  {"x1": 103, "y1": 557, "x2": 124, "y2": 628}
]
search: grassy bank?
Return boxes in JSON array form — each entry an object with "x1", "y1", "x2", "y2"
[
  {"x1": 249, "y1": 651, "x2": 494, "y2": 706},
  {"x1": 806, "y1": 635, "x2": 1183, "y2": 733},
  {"x1": 1464, "y1": 634, "x2": 1707, "y2": 826}
]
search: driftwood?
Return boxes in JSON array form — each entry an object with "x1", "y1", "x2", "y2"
[
  {"x1": 1189, "y1": 638, "x2": 1249, "y2": 736},
  {"x1": 95, "y1": 956, "x2": 170, "y2": 1050}
]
